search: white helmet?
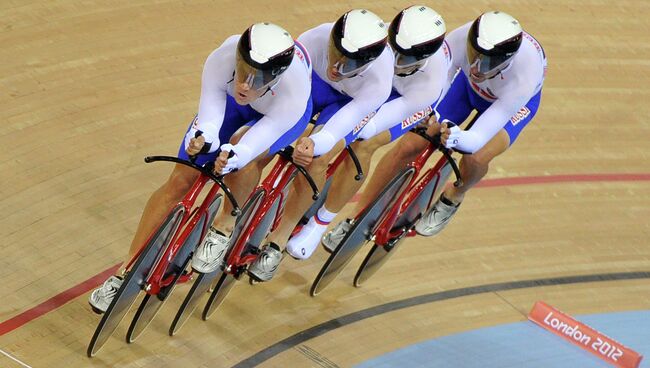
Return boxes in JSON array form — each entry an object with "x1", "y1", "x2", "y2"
[
  {"x1": 328, "y1": 9, "x2": 388, "y2": 77},
  {"x1": 236, "y1": 22, "x2": 295, "y2": 90},
  {"x1": 467, "y1": 11, "x2": 522, "y2": 78},
  {"x1": 389, "y1": 5, "x2": 446, "y2": 76}
]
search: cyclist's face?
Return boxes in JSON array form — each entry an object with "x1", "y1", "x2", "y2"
[
  {"x1": 233, "y1": 80, "x2": 261, "y2": 105},
  {"x1": 469, "y1": 62, "x2": 488, "y2": 83}
]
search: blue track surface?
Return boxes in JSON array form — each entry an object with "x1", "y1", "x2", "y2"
[{"x1": 355, "y1": 311, "x2": 649, "y2": 368}]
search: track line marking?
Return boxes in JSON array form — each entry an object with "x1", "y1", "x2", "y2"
[
  {"x1": 0, "y1": 349, "x2": 33, "y2": 368},
  {"x1": 1, "y1": 172, "x2": 649, "y2": 338}
]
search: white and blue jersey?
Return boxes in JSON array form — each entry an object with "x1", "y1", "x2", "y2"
[
  {"x1": 178, "y1": 35, "x2": 313, "y2": 167},
  {"x1": 355, "y1": 40, "x2": 455, "y2": 143},
  {"x1": 297, "y1": 23, "x2": 394, "y2": 155},
  {"x1": 434, "y1": 22, "x2": 548, "y2": 153}
]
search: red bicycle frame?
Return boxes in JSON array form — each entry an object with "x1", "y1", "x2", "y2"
[
  {"x1": 360, "y1": 131, "x2": 459, "y2": 247},
  {"x1": 123, "y1": 157, "x2": 239, "y2": 295},
  {"x1": 229, "y1": 157, "x2": 296, "y2": 270}
]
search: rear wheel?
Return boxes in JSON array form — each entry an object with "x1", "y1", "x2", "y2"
[
  {"x1": 353, "y1": 235, "x2": 405, "y2": 288},
  {"x1": 201, "y1": 271, "x2": 237, "y2": 320},
  {"x1": 87, "y1": 204, "x2": 184, "y2": 357},
  {"x1": 354, "y1": 161, "x2": 453, "y2": 286},
  {"x1": 310, "y1": 168, "x2": 414, "y2": 297},
  {"x1": 169, "y1": 190, "x2": 260, "y2": 335},
  {"x1": 202, "y1": 190, "x2": 281, "y2": 320}
]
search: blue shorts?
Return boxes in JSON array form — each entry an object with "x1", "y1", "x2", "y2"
[
  {"x1": 310, "y1": 72, "x2": 359, "y2": 147},
  {"x1": 434, "y1": 71, "x2": 542, "y2": 146},
  {"x1": 177, "y1": 94, "x2": 313, "y2": 166}
]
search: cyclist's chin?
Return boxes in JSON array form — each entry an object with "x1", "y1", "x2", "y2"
[
  {"x1": 326, "y1": 69, "x2": 343, "y2": 82},
  {"x1": 469, "y1": 71, "x2": 487, "y2": 83},
  {"x1": 234, "y1": 91, "x2": 255, "y2": 105}
]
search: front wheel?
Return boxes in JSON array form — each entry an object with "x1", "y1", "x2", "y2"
[
  {"x1": 354, "y1": 161, "x2": 454, "y2": 287},
  {"x1": 126, "y1": 194, "x2": 223, "y2": 342},
  {"x1": 87, "y1": 204, "x2": 184, "y2": 357},
  {"x1": 310, "y1": 167, "x2": 414, "y2": 297}
]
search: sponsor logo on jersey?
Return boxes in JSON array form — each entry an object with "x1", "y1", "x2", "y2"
[
  {"x1": 442, "y1": 41, "x2": 451, "y2": 62},
  {"x1": 353, "y1": 111, "x2": 376, "y2": 134},
  {"x1": 401, "y1": 106, "x2": 434, "y2": 129},
  {"x1": 294, "y1": 40, "x2": 311, "y2": 71},
  {"x1": 523, "y1": 33, "x2": 545, "y2": 59},
  {"x1": 510, "y1": 106, "x2": 531, "y2": 126}
]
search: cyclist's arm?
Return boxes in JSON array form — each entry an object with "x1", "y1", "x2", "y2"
[
  {"x1": 309, "y1": 53, "x2": 394, "y2": 155},
  {"x1": 226, "y1": 69, "x2": 311, "y2": 169},
  {"x1": 185, "y1": 36, "x2": 238, "y2": 152},
  {"x1": 362, "y1": 60, "x2": 449, "y2": 138},
  {"x1": 453, "y1": 78, "x2": 535, "y2": 153}
]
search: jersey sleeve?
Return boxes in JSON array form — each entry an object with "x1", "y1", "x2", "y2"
[
  {"x1": 370, "y1": 60, "x2": 448, "y2": 135},
  {"x1": 455, "y1": 76, "x2": 537, "y2": 153},
  {"x1": 310, "y1": 51, "x2": 394, "y2": 155},
  {"x1": 186, "y1": 36, "x2": 238, "y2": 151}
]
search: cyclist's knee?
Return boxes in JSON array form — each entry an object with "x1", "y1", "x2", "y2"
[
  {"x1": 460, "y1": 153, "x2": 488, "y2": 172},
  {"x1": 164, "y1": 167, "x2": 198, "y2": 199},
  {"x1": 396, "y1": 136, "x2": 426, "y2": 161}
]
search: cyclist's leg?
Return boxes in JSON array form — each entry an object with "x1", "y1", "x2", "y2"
[
  {"x1": 90, "y1": 115, "x2": 211, "y2": 311},
  {"x1": 326, "y1": 131, "x2": 392, "y2": 213},
  {"x1": 271, "y1": 74, "x2": 353, "y2": 249},
  {"x1": 354, "y1": 71, "x2": 475, "y2": 215},
  {"x1": 445, "y1": 91, "x2": 543, "y2": 203},
  {"x1": 213, "y1": 95, "x2": 314, "y2": 232},
  {"x1": 126, "y1": 113, "x2": 229, "y2": 272},
  {"x1": 323, "y1": 89, "x2": 405, "y2": 215},
  {"x1": 124, "y1": 164, "x2": 200, "y2": 267},
  {"x1": 194, "y1": 95, "x2": 313, "y2": 273},
  {"x1": 417, "y1": 90, "x2": 543, "y2": 236},
  {"x1": 212, "y1": 126, "x2": 271, "y2": 234},
  {"x1": 266, "y1": 123, "x2": 346, "y2": 249},
  {"x1": 257, "y1": 99, "x2": 349, "y2": 268}
]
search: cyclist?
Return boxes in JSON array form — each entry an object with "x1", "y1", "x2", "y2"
[
  {"x1": 287, "y1": 5, "x2": 452, "y2": 257},
  {"x1": 246, "y1": 9, "x2": 394, "y2": 282},
  {"x1": 328, "y1": 11, "x2": 547, "y2": 246},
  {"x1": 89, "y1": 22, "x2": 313, "y2": 313}
]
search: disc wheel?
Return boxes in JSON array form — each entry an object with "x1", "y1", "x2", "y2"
[
  {"x1": 354, "y1": 161, "x2": 454, "y2": 287},
  {"x1": 126, "y1": 194, "x2": 222, "y2": 341},
  {"x1": 169, "y1": 190, "x2": 260, "y2": 335},
  {"x1": 353, "y1": 235, "x2": 405, "y2": 288},
  {"x1": 202, "y1": 189, "x2": 281, "y2": 320},
  {"x1": 201, "y1": 271, "x2": 237, "y2": 320},
  {"x1": 87, "y1": 204, "x2": 184, "y2": 357},
  {"x1": 310, "y1": 167, "x2": 414, "y2": 297}
]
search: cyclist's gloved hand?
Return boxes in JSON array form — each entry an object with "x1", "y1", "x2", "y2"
[
  {"x1": 184, "y1": 128, "x2": 217, "y2": 155},
  {"x1": 216, "y1": 143, "x2": 239, "y2": 175},
  {"x1": 185, "y1": 134, "x2": 205, "y2": 156},
  {"x1": 293, "y1": 137, "x2": 315, "y2": 167},
  {"x1": 440, "y1": 122, "x2": 461, "y2": 149}
]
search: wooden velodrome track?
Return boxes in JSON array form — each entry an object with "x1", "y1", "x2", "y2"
[{"x1": 1, "y1": 0, "x2": 649, "y2": 367}]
